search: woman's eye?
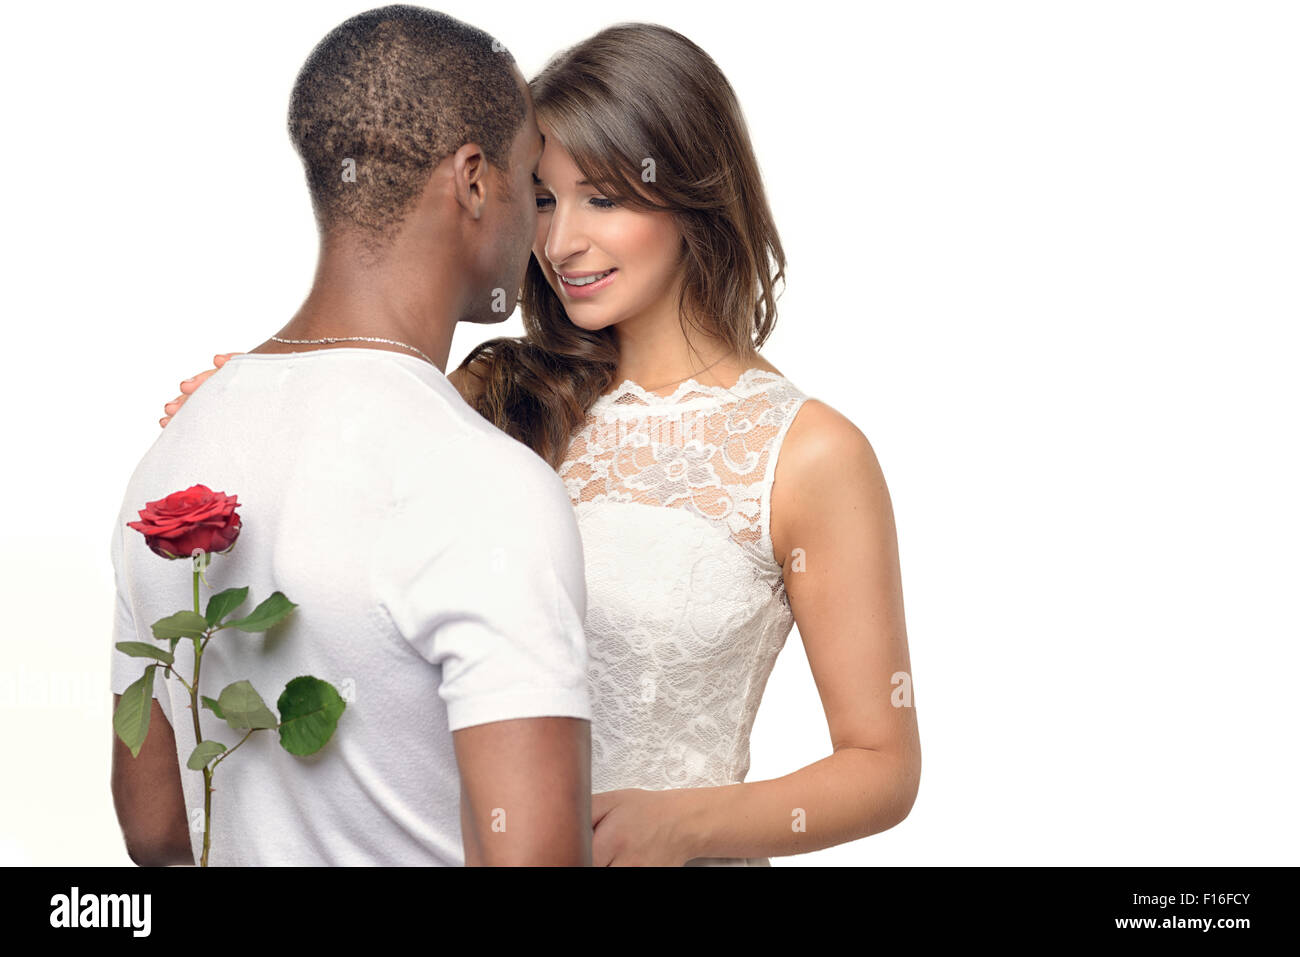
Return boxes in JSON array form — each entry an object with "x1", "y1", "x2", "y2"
[{"x1": 535, "y1": 195, "x2": 615, "y2": 211}]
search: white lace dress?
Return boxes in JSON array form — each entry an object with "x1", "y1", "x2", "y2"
[{"x1": 559, "y1": 368, "x2": 811, "y2": 866}]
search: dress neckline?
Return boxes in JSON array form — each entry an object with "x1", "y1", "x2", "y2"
[{"x1": 591, "y1": 367, "x2": 785, "y2": 411}]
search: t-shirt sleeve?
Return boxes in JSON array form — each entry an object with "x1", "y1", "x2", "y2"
[
  {"x1": 375, "y1": 440, "x2": 590, "y2": 732},
  {"x1": 110, "y1": 511, "x2": 166, "y2": 707}
]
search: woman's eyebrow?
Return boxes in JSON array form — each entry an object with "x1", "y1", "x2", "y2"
[{"x1": 532, "y1": 173, "x2": 592, "y2": 188}]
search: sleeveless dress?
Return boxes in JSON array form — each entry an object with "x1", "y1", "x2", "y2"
[{"x1": 558, "y1": 367, "x2": 811, "y2": 866}]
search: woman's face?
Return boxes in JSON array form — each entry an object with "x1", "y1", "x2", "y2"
[{"x1": 531, "y1": 124, "x2": 684, "y2": 333}]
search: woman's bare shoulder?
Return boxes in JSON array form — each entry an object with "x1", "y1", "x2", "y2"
[
  {"x1": 770, "y1": 397, "x2": 889, "y2": 560},
  {"x1": 783, "y1": 398, "x2": 873, "y2": 465}
]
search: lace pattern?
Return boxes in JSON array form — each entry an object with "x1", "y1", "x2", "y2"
[
  {"x1": 565, "y1": 369, "x2": 807, "y2": 575},
  {"x1": 559, "y1": 369, "x2": 810, "y2": 865}
]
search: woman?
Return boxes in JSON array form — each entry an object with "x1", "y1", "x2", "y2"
[{"x1": 159, "y1": 23, "x2": 920, "y2": 866}]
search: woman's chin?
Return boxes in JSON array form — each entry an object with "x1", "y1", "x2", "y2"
[{"x1": 562, "y1": 308, "x2": 619, "y2": 332}]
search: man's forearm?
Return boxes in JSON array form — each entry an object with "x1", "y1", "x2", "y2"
[
  {"x1": 123, "y1": 814, "x2": 193, "y2": 866},
  {"x1": 114, "y1": 771, "x2": 193, "y2": 866}
]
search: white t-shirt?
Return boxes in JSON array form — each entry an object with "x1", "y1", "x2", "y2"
[{"x1": 109, "y1": 348, "x2": 590, "y2": 865}]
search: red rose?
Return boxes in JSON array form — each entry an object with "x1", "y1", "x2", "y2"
[{"x1": 127, "y1": 484, "x2": 242, "y2": 560}]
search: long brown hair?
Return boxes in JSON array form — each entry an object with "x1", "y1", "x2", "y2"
[{"x1": 458, "y1": 23, "x2": 786, "y2": 469}]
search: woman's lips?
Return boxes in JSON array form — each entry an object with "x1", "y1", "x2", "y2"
[{"x1": 558, "y1": 268, "x2": 617, "y2": 299}]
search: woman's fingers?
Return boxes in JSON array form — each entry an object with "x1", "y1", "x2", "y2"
[
  {"x1": 160, "y1": 353, "x2": 243, "y2": 430},
  {"x1": 180, "y1": 351, "x2": 243, "y2": 392},
  {"x1": 179, "y1": 367, "x2": 219, "y2": 394}
]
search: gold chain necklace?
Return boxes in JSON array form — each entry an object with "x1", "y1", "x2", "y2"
[
  {"x1": 270, "y1": 335, "x2": 433, "y2": 365},
  {"x1": 626, "y1": 353, "x2": 731, "y2": 396}
]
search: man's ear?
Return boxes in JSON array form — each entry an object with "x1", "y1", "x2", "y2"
[{"x1": 452, "y1": 142, "x2": 488, "y2": 221}]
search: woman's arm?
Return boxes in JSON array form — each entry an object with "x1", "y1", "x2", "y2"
[
  {"x1": 673, "y1": 399, "x2": 922, "y2": 860},
  {"x1": 159, "y1": 353, "x2": 242, "y2": 427}
]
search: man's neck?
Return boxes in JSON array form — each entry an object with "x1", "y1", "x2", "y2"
[{"x1": 252, "y1": 239, "x2": 464, "y2": 371}]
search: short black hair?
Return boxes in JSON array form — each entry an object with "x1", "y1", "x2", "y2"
[{"x1": 288, "y1": 5, "x2": 527, "y2": 244}]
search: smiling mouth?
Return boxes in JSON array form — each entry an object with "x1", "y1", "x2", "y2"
[{"x1": 559, "y1": 269, "x2": 616, "y2": 287}]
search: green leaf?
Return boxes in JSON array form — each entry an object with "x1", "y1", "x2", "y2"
[
  {"x1": 201, "y1": 695, "x2": 225, "y2": 720},
  {"x1": 114, "y1": 641, "x2": 175, "y2": 666},
  {"x1": 277, "y1": 676, "x2": 346, "y2": 756},
  {"x1": 217, "y1": 679, "x2": 278, "y2": 730},
  {"x1": 205, "y1": 586, "x2": 249, "y2": 627},
  {"x1": 151, "y1": 610, "x2": 209, "y2": 642},
  {"x1": 223, "y1": 591, "x2": 297, "y2": 633},
  {"x1": 186, "y1": 739, "x2": 228, "y2": 770},
  {"x1": 113, "y1": 665, "x2": 158, "y2": 758}
]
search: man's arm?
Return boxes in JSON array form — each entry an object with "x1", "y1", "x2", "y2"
[
  {"x1": 110, "y1": 695, "x2": 193, "y2": 866},
  {"x1": 454, "y1": 716, "x2": 591, "y2": 865},
  {"x1": 376, "y1": 428, "x2": 593, "y2": 865}
]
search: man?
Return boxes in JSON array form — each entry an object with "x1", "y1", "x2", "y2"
[{"x1": 109, "y1": 5, "x2": 591, "y2": 865}]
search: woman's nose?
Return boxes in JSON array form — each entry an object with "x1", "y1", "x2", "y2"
[{"x1": 544, "y1": 206, "x2": 586, "y2": 266}]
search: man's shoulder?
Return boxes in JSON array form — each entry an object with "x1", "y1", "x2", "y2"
[
  {"x1": 369, "y1": 375, "x2": 572, "y2": 516},
  {"x1": 435, "y1": 427, "x2": 573, "y2": 516},
  {"x1": 378, "y1": 423, "x2": 582, "y2": 581}
]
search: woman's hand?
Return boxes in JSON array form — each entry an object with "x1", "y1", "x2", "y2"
[
  {"x1": 591, "y1": 788, "x2": 699, "y2": 866},
  {"x1": 159, "y1": 353, "x2": 244, "y2": 428}
]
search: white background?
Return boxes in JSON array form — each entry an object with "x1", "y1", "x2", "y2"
[{"x1": 1, "y1": 0, "x2": 1296, "y2": 865}]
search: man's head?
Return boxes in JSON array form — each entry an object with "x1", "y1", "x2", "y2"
[{"x1": 288, "y1": 5, "x2": 541, "y2": 320}]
